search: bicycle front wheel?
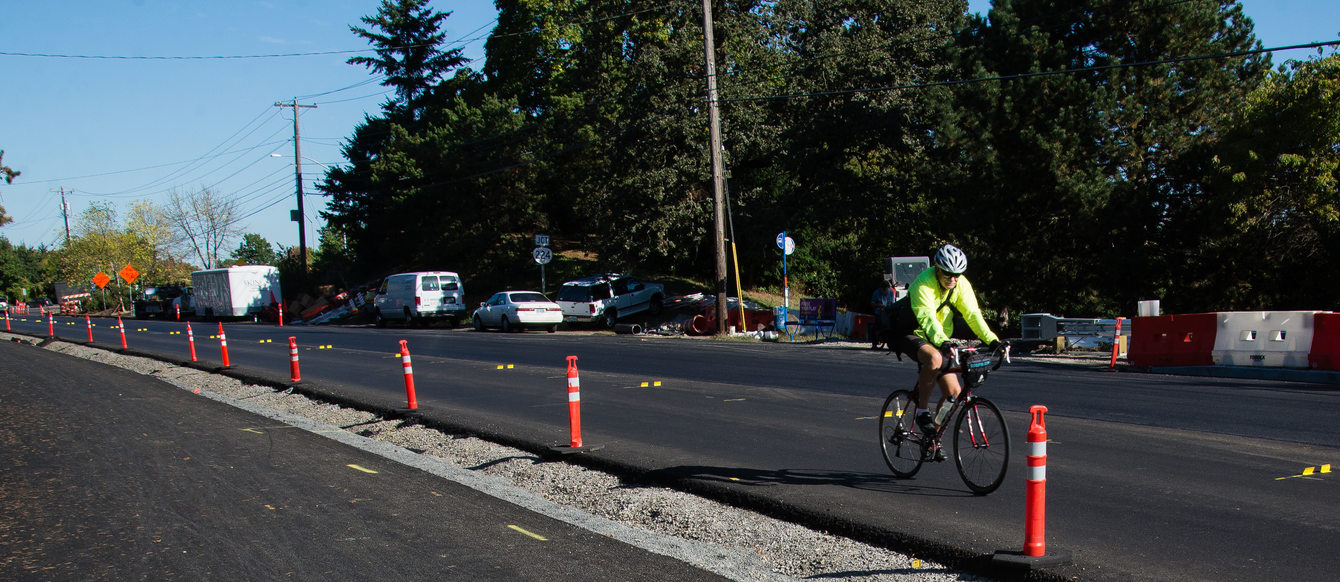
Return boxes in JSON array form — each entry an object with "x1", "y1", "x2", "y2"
[
  {"x1": 952, "y1": 396, "x2": 1010, "y2": 495},
  {"x1": 879, "y1": 389, "x2": 925, "y2": 478}
]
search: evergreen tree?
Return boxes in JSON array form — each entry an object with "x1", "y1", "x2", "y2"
[
  {"x1": 932, "y1": 0, "x2": 1266, "y2": 316},
  {"x1": 231, "y1": 234, "x2": 278, "y2": 266},
  {"x1": 348, "y1": 0, "x2": 467, "y2": 119}
]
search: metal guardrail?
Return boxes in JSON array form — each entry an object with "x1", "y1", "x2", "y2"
[{"x1": 1022, "y1": 313, "x2": 1124, "y2": 340}]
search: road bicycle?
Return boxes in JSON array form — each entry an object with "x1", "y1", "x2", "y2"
[{"x1": 879, "y1": 341, "x2": 1012, "y2": 495}]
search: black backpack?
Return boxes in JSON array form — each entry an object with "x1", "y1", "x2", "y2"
[{"x1": 889, "y1": 288, "x2": 965, "y2": 337}]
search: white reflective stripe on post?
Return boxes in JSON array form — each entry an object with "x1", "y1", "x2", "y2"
[
  {"x1": 568, "y1": 377, "x2": 579, "y2": 388},
  {"x1": 568, "y1": 392, "x2": 581, "y2": 402},
  {"x1": 1027, "y1": 439, "x2": 1047, "y2": 482},
  {"x1": 1029, "y1": 441, "x2": 1047, "y2": 457}
]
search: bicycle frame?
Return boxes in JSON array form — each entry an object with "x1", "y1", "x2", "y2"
[{"x1": 879, "y1": 342, "x2": 1012, "y2": 494}]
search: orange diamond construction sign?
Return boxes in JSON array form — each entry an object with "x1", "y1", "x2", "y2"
[
  {"x1": 92, "y1": 271, "x2": 111, "y2": 289},
  {"x1": 118, "y1": 264, "x2": 139, "y2": 285}
]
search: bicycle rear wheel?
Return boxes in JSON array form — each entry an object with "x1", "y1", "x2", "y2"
[
  {"x1": 879, "y1": 389, "x2": 925, "y2": 478},
  {"x1": 952, "y1": 396, "x2": 1010, "y2": 495}
]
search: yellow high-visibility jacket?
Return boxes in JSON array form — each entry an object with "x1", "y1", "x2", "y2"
[{"x1": 909, "y1": 267, "x2": 999, "y2": 348}]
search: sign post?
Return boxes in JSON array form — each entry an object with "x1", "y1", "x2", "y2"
[
  {"x1": 533, "y1": 234, "x2": 552, "y2": 295},
  {"x1": 118, "y1": 264, "x2": 140, "y2": 316},
  {"x1": 776, "y1": 232, "x2": 795, "y2": 334}
]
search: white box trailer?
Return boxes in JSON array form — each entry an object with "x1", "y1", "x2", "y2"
[{"x1": 191, "y1": 265, "x2": 281, "y2": 319}]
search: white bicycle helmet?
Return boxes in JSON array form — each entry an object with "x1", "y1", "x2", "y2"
[{"x1": 933, "y1": 244, "x2": 968, "y2": 274}]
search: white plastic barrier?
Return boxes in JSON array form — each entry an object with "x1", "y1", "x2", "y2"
[{"x1": 1211, "y1": 311, "x2": 1320, "y2": 368}]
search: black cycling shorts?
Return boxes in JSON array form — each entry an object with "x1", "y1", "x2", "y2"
[
  {"x1": 892, "y1": 333, "x2": 929, "y2": 362},
  {"x1": 893, "y1": 334, "x2": 954, "y2": 374}
]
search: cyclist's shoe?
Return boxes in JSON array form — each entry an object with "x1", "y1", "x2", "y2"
[
  {"x1": 922, "y1": 442, "x2": 947, "y2": 462},
  {"x1": 915, "y1": 411, "x2": 936, "y2": 436}
]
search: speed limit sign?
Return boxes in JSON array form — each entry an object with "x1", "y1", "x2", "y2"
[{"x1": 532, "y1": 247, "x2": 553, "y2": 265}]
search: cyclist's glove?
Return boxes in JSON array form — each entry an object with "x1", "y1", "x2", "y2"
[{"x1": 989, "y1": 340, "x2": 1002, "y2": 352}]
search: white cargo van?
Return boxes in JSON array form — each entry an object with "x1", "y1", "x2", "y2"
[{"x1": 373, "y1": 271, "x2": 466, "y2": 327}]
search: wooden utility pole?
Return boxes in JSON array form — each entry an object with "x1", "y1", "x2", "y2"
[
  {"x1": 275, "y1": 99, "x2": 317, "y2": 274},
  {"x1": 702, "y1": 0, "x2": 729, "y2": 334},
  {"x1": 51, "y1": 187, "x2": 71, "y2": 244}
]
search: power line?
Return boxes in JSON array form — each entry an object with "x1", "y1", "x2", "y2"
[{"x1": 721, "y1": 40, "x2": 1340, "y2": 104}]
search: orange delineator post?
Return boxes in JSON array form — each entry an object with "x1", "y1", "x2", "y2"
[
  {"x1": 217, "y1": 322, "x2": 231, "y2": 368},
  {"x1": 566, "y1": 355, "x2": 583, "y2": 448},
  {"x1": 399, "y1": 340, "x2": 418, "y2": 410},
  {"x1": 47, "y1": 312, "x2": 54, "y2": 337},
  {"x1": 1025, "y1": 405, "x2": 1049, "y2": 557},
  {"x1": 187, "y1": 322, "x2": 198, "y2": 362},
  {"x1": 4, "y1": 309, "x2": 9, "y2": 331},
  {"x1": 1109, "y1": 317, "x2": 1124, "y2": 369},
  {"x1": 288, "y1": 336, "x2": 301, "y2": 382},
  {"x1": 85, "y1": 314, "x2": 94, "y2": 342},
  {"x1": 175, "y1": 302, "x2": 181, "y2": 321},
  {"x1": 117, "y1": 316, "x2": 128, "y2": 349}
]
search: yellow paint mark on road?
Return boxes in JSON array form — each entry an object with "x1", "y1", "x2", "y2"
[
  {"x1": 1276, "y1": 463, "x2": 1334, "y2": 481},
  {"x1": 240, "y1": 426, "x2": 308, "y2": 434},
  {"x1": 347, "y1": 464, "x2": 378, "y2": 474},
  {"x1": 508, "y1": 525, "x2": 548, "y2": 541}
]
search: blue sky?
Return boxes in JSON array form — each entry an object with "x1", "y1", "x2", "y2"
[{"x1": 1, "y1": 1, "x2": 1335, "y2": 256}]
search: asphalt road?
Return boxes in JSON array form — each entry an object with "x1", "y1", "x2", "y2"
[
  {"x1": 8, "y1": 313, "x2": 1340, "y2": 580},
  {"x1": 0, "y1": 337, "x2": 729, "y2": 581}
]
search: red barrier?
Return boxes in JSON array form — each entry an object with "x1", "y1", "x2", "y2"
[
  {"x1": 218, "y1": 322, "x2": 231, "y2": 368},
  {"x1": 288, "y1": 336, "x2": 301, "y2": 382},
  {"x1": 117, "y1": 316, "x2": 128, "y2": 349},
  {"x1": 1309, "y1": 313, "x2": 1340, "y2": 371},
  {"x1": 187, "y1": 322, "x2": 197, "y2": 362},
  {"x1": 399, "y1": 340, "x2": 418, "y2": 410},
  {"x1": 1025, "y1": 405, "x2": 1049, "y2": 557},
  {"x1": 86, "y1": 314, "x2": 94, "y2": 342},
  {"x1": 566, "y1": 355, "x2": 583, "y2": 448},
  {"x1": 1127, "y1": 313, "x2": 1218, "y2": 367}
]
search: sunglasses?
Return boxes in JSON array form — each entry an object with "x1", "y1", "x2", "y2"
[{"x1": 937, "y1": 269, "x2": 962, "y2": 279}]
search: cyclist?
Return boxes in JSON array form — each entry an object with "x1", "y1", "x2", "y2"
[{"x1": 889, "y1": 244, "x2": 1000, "y2": 437}]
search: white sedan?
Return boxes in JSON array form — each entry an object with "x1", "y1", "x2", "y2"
[{"x1": 472, "y1": 291, "x2": 563, "y2": 333}]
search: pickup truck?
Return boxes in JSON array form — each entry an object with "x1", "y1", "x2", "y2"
[{"x1": 555, "y1": 274, "x2": 664, "y2": 328}]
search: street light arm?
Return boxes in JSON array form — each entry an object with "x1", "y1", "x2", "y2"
[{"x1": 270, "y1": 152, "x2": 335, "y2": 172}]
